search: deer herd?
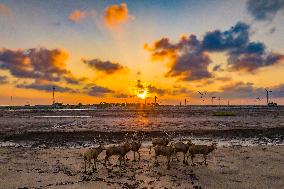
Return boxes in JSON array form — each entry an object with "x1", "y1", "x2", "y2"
[{"x1": 83, "y1": 137, "x2": 217, "y2": 173}]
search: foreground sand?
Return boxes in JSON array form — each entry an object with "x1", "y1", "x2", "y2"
[{"x1": 0, "y1": 145, "x2": 284, "y2": 189}]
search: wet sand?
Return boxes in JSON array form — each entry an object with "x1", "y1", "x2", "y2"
[
  {"x1": 1, "y1": 145, "x2": 283, "y2": 189},
  {"x1": 0, "y1": 107, "x2": 283, "y2": 188},
  {"x1": 1, "y1": 107, "x2": 284, "y2": 148},
  {"x1": 1, "y1": 106, "x2": 283, "y2": 135}
]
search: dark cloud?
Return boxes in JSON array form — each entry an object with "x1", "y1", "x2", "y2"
[
  {"x1": 145, "y1": 22, "x2": 284, "y2": 80},
  {"x1": 172, "y1": 87, "x2": 193, "y2": 96},
  {"x1": 247, "y1": 0, "x2": 284, "y2": 21},
  {"x1": 82, "y1": 58, "x2": 127, "y2": 74},
  {"x1": 63, "y1": 75, "x2": 86, "y2": 85},
  {"x1": 16, "y1": 82, "x2": 77, "y2": 93},
  {"x1": 134, "y1": 80, "x2": 169, "y2": 96},
  {"x1": 0, "y1": 48, "x2": 78, "y2": 82},
  {"x1": 271, "y1": 84, "x2": 284, "y2": 98},
  {"x1": 84, "y1": 84, "x2": 113, "y2": 96},
  {"x1": 114, "y1": 93, "x2": 129, "y2": 98},
  {"x1": 147, "y1": 85, "x2": 168, "y2": 96},
  {"x1": 202, "y1": 22, "x2": 250, "y2": 51},
  {"x1": 16, "y1": 81, "x2": 115, "y2": 97},
  {"x1": 269, "y1": 27, "x2": 276, "y2": 34},
  {"x1": 0, "y1": 75, "x2": 8, "y2": 84},
  {"x1": 136, "y1": 79, "x2": 144, "y2": 89},
  {"x1": 145, "y1": 35, "x2": 212, "y2": 81},
  {"x1": 202, "y1": 22, "x2": 284, "y2": 72},
  {"x1": 228, "y1": 52, "x2": 284, "y2": 72},
  {"x1": 206, "y1": 82, "x2": 284, "y2": 99},
  {"x1": 212, "y1": 64, "x2": 224, "y2": 72}
]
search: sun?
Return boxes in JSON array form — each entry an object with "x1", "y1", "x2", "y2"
[{"x1": 137, "y1": 89, "x2": 147, "y2": 99}]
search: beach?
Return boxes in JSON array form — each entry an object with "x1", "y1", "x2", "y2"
[
  {"x1": 1, "y1": 145, "x2": 284, "y2": 189},
  {"x1": 0, "y1": 106, "x2": 284, "y2": 189}
]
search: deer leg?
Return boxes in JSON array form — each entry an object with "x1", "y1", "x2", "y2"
[
  {"x1": 105, "y1": 156, "x2": 110, "y2": 166},
  {"x1": 203, "y1": 154, "x2": 208, "y2": 165},
  {"x1": 154, "y1": 155, "x2": 159, "y2": 166},
  {"x1": 119, "y1": 156, "x2": 122, "y2": 166},
  {"x1": 84, "y1": 160, "x2": 87, "y2": 173},
  {"x1": 167, "y1": 156, "x2": 171, "y2": 170},
  {"x1": 191, "y1": 155, "x2": 196, "y2": 166},
  {"x1": 183, "y1": 152, "x2": 188, "y2": 165},
  {"x1": 88, "y1": 160, "x2": 91, "y2": 168},
  {"x1": 138, "y1": 151, "x2": 141, "y2": 161},
  {"x1": 133, "y1": 151, "x2": 136, "y2": 162},
  {"x1": 176, "y1": 152, "x2": 180, "y2": 162},
  {"x1": 93, "y1": 158, "x2": 97, "y2": 171}
]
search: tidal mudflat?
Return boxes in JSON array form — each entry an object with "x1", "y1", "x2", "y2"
[{"x1": 0, "y1": 106, "x2": 284, "y2": 188}]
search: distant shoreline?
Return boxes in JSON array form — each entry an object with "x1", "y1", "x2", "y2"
[{"x1": 0, "y1": 104, "x2": 283, "y2": 111}]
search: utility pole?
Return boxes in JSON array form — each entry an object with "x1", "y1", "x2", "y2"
[
  {"x1": 52, "y1": 86, "x2": 55, "y2": 105},
  {"x1": 265, "y1": 89, "x2": 272, "y2": 105},
  {"x1": 185, "y1": 98, "x2": 187, "y2": 106},
  {"x1": 154, "y1": 96, "x2": 157, "y2": 104},
  {"x1": 211, "y1": 96, "x2": 216, "y2": 105}
]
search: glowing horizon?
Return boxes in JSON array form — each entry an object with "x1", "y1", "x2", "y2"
[{"x1": 0, "y1": 0, "x2": 283, "y2": 105}]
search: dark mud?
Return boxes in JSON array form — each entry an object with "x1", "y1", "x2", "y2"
[{"x1": 1, "y1": 127, "x2": 284, "y2": 147}]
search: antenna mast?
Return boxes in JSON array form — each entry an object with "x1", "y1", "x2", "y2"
[
  {"x1": 265, "y1": 89, "x2": 272, "y2": 105},
  {"x1": 52, "y1": 86, "x2": 55, "y2": 105}
]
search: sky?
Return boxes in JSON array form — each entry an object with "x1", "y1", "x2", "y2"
[{"x1": 0, "y1": 0, "x2": 284, "y2": 105}]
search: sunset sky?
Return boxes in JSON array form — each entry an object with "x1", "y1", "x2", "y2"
[{"x1": 0, "y1": 0, "x2": 284, "y2": 105}]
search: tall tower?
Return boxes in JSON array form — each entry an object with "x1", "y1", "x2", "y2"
[
  {"x1": 265, "y1": 89, "x2": 272, "y2": 105},
  {"x1": 154, "y1": 96, "x2": 157, "y2": 104},
  {"x1": 52, "y1": 86, "x2": 55, "y2": 105}
]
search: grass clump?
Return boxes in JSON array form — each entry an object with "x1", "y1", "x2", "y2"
[{"x1": 213, "y1": 112, "x2": 236, "y2": 116}]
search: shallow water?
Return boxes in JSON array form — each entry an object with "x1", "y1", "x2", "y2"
[
  {"x1": 1, "y1": 135, "x2": 284, "y2": 149},
  {"x1": 0, "y1": 106, "x2": 283, "y2": 133},
  {"x1": 1, "y1": 106, "x2": 284, "y2": 148}
]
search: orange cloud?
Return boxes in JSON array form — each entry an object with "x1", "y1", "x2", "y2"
[
  {"x1": 68, "y1": 10, "x2": 86, "y2": 23},
  {"x1": 0, "y1": 4, "x2": 12, "y2": 16},
  {"x1": 103, "y1": 3, "x2": 134, "y2": 28},
  {"x1": 0, "y1": 47, "x2": 83, "y2": 85}
]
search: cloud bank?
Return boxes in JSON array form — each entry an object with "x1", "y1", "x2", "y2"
[
  {"x1": 247, "y1": 0, "x2": 284, "y2": 21},
  {"x1": 0, "y1": 48, "x2": 83, "y2": 84},
  {"x1": 205, "y1": 82, "x2": 284, "y2": 99},
  {"x1": 82, "y1": 58, "x2": 127, "y2": 74},
  {"x1": 0, "y1": 75, "x2": 8, "y2": 84},
  {"x1": 145, "y1": 22, "x2": 284, "y2": 81}
]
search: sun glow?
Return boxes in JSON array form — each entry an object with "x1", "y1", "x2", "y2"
[
  {"x1": 137, "y1": 89, "x2": 147, "y2": 99},
  {"x1": 130, "y1": 80, "x2": 149, "y2": 100}
]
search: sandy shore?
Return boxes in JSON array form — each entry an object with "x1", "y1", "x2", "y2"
[{"x1": 1, "y1": 145, "x2": 283, "y2": 189}]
